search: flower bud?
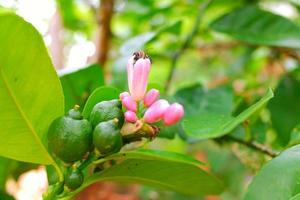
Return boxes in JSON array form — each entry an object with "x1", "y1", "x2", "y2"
[
  {"x1": 143, "y1": 99, "x2": 169, "y2": 123},
  {"x1": 124, "y1": 111, "x2": 138, "y2": 123},
  {"x1": 163, "y1": 103, "x2": 184, "y2": 126},
  {"x1": 122, "y1": 96, "x2": 137, "y2": 112},
  {"x1": 119, "y1": 92, "x2": 130, "y2": 100},
  {"x1": 144, "y1": 89, "x2": 160, "y2": 107},
  {"x1": 127, "y1": 53, "x2": 151, "y2": 101}
]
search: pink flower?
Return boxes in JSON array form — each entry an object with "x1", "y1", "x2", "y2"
[
  {"x1": 124, "y1": 111, "x2": 138, "y2": 123},
  {"x1": 119, "y1": 92, "x2": 130, "y2": 100},
  {"x1": 143, "y1": 99, "x2": 169, "y2": 123},
  {"x1": 144, "y1": 89, "x2": 160, "y2": 107},
  {"x1": 163, "y1": 103, "x2": 184, "y2": 126},
  {"x1": 122, "y1": 96, "x2": 137, "y2": 112},
  {"x1": 127, "y1": 53, "x2": 151, "y2": 101}
]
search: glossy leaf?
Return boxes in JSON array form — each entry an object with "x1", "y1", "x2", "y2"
[
  {"x1": 183, "y1": 89, "x2": 273, "y2": 139},
  {"x1": 84, "y1": 149, "x2": 224, "y2": 196},
  {"x1": 60, "y1": 64, "x2": 104, "y2": 111},
  {"x1": 211, "y1": 6, "x2": 300, "y2": 49},
  {"x1": 82, "y1": 86, "x2": 120, "y2": 118},
  {"x1": 0, "y1": 14, "x2": 63, "y2": 164},
  {"x1": 244, "y1": 144, "x2": 300, "y2": 200},
  {"x1": 268, "y1": 76, "x2": 300, "y2": 146}
]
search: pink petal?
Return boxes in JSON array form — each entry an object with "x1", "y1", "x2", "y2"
[
  {"x1": 143, "y1": 99, "x2": 169, "y2": 123},
  {"x1": 124, "y1": 110, "x2": 138, "y2": 122},
  {"x1": 130, "y1": 58, "x2": 151, "y2": 101},
  {"x1": 122, "y1": 96, "x2": 137, "y2": 112},
  {"x1": 119, "y1": 91, "x2": 130, "y2": 100},
  {"x1": 163, "y1": 103, "x2": 184, "y2": 126},
  {"x1": 144, "y1": 89, "x2": 160, "y2": 107}
]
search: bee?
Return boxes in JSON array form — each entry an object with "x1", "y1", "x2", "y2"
[{"x1": 133, "y1": 51, "x2": 152, "y2": 63}]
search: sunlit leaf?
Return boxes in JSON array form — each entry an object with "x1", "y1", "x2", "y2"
[{"x1": 0, "y1": 14, "x2": 63, "y2": 164}]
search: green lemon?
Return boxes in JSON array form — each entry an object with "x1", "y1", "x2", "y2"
[
  {"x1": 65, "y1": 169, "x2": 84, "y2": 190},
  {"x1": 93, "y1": 119, "x2": 123, "y2": 156},
  {"x1": 90, "y1": 99, "x2": 123, "y2": 127},
  {"x1": 47, "y1": 107, "x2": 93, "y2": 163}
]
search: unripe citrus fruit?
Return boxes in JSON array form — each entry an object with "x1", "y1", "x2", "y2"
[
  {"x1": 47, "y1": 107, "x2": 93, "y2": 163},
  {"x1": 93, "y1": 119, "x2": 123, "y2": 155},
  {"x1": 90, "y1": 99, "x2": 123, "y2": 127},
  {"x1": 65, "y1": 169, "x2": 84, "y2": 190}
]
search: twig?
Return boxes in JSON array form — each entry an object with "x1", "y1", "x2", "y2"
[
  {"x1": 96, "y1": 0, "x2": 114, "y2": 67},
  {"x1": 164, "y1": 0, "x2": 213, "y2": 91},
  {"x1": 222, "y1": 135, "x2": 279, "y2": 158}
]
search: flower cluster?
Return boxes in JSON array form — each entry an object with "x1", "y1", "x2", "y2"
[{"x1": 119, "y1": 51, "x2": 184, "y2": 127}]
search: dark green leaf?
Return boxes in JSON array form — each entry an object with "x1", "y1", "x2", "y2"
[
  {"x1": 0, "y1": 157, "x2": 16, "y2": 189},
  {"x1": 244, "y1": 144, "x2": 300, "y2": 200},
  {"x1": 268, "y1": 76, "x2": 300, "y2": 146},
  {"x1": 60, "y1": 64, "x2": 104, "y2": 111},
  {"x1": 211, "y1": 6, "x2": 300, "y2": 49},
  {"x1": 175, "y1": 84, "x2": 234, "y2": 116},
  {"x1": 0, "y1": 13, "x2": 63, "y2": 164},
  {"x1": 183, "y1": 89, "x2": 273, "y2": 139}
]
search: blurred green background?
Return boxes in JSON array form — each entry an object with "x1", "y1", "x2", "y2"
[{"x1": 1, "y1": 0, "x2": 300, "y2": 199}]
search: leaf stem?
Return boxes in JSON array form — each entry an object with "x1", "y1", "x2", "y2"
[
  {"x1": 78, "y1": 153, "x2": 98, "y2": 171},
  {"x1": 164, "y1": 0, "x2": 213, "y2": 92},
  {"x1": 222, "y1": 135, "x2": 279, "y2": 157}
]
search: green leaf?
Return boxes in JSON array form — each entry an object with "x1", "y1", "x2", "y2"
[
  {"x1": 204, "y1": 142, "x2": 248, "y2": 200},
  {"x1": 120, "y1": 32, "x2": 156, "y2": 56},
  {"x1": 268, "y1": 76, "x2": 300, "y2": 146},
  {"x1": 82, "y1": 86, "x2": 120, "y2": 118},
  {"x1": 60, "y1": 64, "x2": 104, "y2": 111},
  {"x1": 0, "y1": 191, "x2": 14, "y2": 200},
  {"x1": 0, "y1": 157, "x2": 16, "y2": 189},
  {"x1": 244, "y1": 144, "x2": 300, "y2": 200},
  {"x1": 183, "y1": 89, "x2": 273, "y2": 139},
  {"x1": 83, "y1": 149, "x2": 224, "y2": 196},
  {"x1": 290, "y1": 193, "x2": 300, "y2": 200},
  {"x1": 288, "y1": 125, "x2": 300, "y2": 147},
  {"x1": 175, "y1": 84, "x2": 234, "y2": 116},
  {"x1": 56, "y1": 0, "x2": 91, "y2": 33},
  {"x1": 119, "y1": 20, "x2": 182, "y2": 56},
  {"x1": 210, "y1": 6, "x2": 300, "y2": 49},
  {"x1": 0, "y1": 14, "x2": 64, "y2": 164}
]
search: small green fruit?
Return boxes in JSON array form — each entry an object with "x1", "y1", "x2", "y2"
[
  {"x1": 65, "y1": 169, "x2": 84, "y2": 190},
  {"x1": 47, "y1": 107, "x2": 93, "y2": 163},
  {"x1": 90, "y1": 99, "x2": 123, "y2": 127},
  {"x1": 93, "y1": 119, "x2": 123, "y2": 155}
]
